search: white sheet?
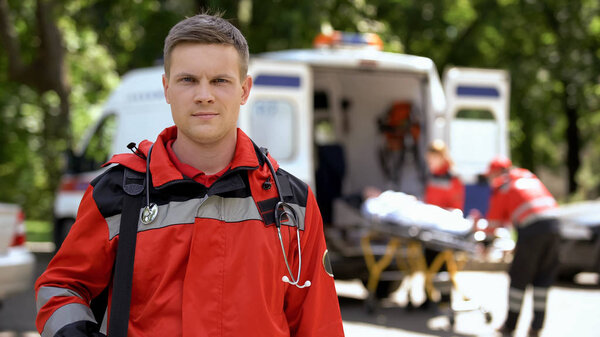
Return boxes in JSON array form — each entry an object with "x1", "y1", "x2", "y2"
[{"x1": 361, "y1": 191, "x2": 473, "y2": 235}]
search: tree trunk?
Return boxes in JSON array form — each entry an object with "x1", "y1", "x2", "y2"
[{"x1": 564, "y1": 88, "x2": 580, "y2": 193}]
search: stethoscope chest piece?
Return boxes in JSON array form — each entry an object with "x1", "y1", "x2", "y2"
[{"x1": 141, "y1": 203, "x2": 158, "y2": 225}]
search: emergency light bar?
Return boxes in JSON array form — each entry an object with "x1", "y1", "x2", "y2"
[{"x1": 314, "y1": 31, "x2": 383, "y2": 51}]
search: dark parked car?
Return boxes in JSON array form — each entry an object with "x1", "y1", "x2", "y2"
[{"x1": 553, "y1": 200, "x2": 600, "y2": 282}]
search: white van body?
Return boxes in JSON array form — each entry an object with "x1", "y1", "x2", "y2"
[{"x1": 53, "y1": 46, "x2": 509, "y2": 248}]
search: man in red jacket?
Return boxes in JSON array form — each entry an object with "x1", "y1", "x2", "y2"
[
  {"x1": 486, "y1": 156, "x2": 560, "y2": 337},
  {"x1": 35, "y1": 13, "x2": 344, "y2": 337}
]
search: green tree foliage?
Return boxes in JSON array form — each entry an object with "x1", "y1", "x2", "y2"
[{"x1": 1, "y1": 0, "x2": 599, "y2": 223}]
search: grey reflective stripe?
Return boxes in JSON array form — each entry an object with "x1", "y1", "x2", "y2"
[
  {"x1": 519, "y1": 211, "x2": 553, "y2": 228},
  {"x1": 196, "y1": 196, "x2": 305, "y2": 228},
  {"x1": 107, "y1": 197, "x2": 207, "y2": 239},
  {"x1": 508, "y1": 287, "x2": 525, "y2": 311},
  {"x1": 509, "y1": 287, "x2": 525, "y2": 299},
  {"x1": 533, "y1": 287, "x2": 549, "y2": 310},
  {"x1": 428, "y1": 177, "x2": 451, "y2": 188},
  {"x1": 41, "y1": 303, "x2": 96, "y2": 337},
  {"x1": 196, "y1": 196, "x2": 262, "y2": 222},
  {"x1": 107, "y1": 196, "x2": 277, "y2": 239},
  {"x1": 511, "y1": 196, "x2": 556, "y2": 223},
  {"x1": 100, "y1": 307, "x2": 108, "y2": 334},
  {"x1": 289, "y1": 203, "x2": 306, "y2": 231},
  {"x1": 37, "y1": 286, "x2": 84, "y2": 312},
  {"x1": 533, "y1": 287, "x2": 549, "y2": 297}
]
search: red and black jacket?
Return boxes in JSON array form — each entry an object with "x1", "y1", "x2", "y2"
[{"x1": 36, "y1": 126, "x2": 344, "y2": 337}]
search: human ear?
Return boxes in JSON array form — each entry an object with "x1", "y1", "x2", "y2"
[{"x1": 240, "y1": 76, "x2": 253, "y2": 105}]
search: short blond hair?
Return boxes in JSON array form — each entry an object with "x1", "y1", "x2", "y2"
[
  {"x1": 427, "y1": 139, "x2": 453, "y2": 166},
  {"x1": 163, "y1": 13, "x2": 249, "y2": 78}
]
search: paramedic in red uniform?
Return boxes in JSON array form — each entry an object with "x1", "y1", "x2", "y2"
[
  {"x1": 486, "y1": 156, "x2": 560, "y2": 337},
  {"x1": 35, "y1": 13, "x2": 344, "y2": 337},
  {"x1": 421, "y1": 140, "x2": 464, "y2": 307},
  {"x1": 424, "y1": 139, "x2": 464, "y2": 211}
]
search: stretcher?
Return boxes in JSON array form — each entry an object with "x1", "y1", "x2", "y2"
[{"x1": 358, "y1": 191, "x2": 492, "y2": 325}]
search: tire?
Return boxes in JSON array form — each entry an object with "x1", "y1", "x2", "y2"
[{"x1": 557, "y1": 269, "x2": 580, "y2": 283}]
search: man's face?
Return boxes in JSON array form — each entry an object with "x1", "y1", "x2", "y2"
[{"x1": 162, "y1": 43, "x2": 252, "y2": 146}]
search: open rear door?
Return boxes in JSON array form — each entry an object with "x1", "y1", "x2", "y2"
[
  {"x1": 443, "y1": 67, "x2": 510, "y2": 215},
  {"x1": 239, "y1": 59, "x2": 314, "y2": 187}
]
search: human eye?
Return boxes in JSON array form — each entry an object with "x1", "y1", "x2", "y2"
[
  {"x1": 212, "y1": 77, "x2": 231, "y2": 85},
  {"x1": 178, "y1": 76, "x2": 196, "y2": 83}
]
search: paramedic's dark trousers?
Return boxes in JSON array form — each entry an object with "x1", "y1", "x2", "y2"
[{"x1": 503, "y1": 218, "x2": 560, "y2": 331}]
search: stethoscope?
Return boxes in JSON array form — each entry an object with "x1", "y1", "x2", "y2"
[
  {"x1": 261, "y1": 150, "x2": 311, "y2": 289},
  {"x1": 137, "y1": 144, "x2": 311, "y2": 289}
]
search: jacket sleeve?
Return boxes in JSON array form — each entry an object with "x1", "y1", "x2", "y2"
[
  {"x1": 35, "y1": 185, "x2": 115, "y2": 337},
  {"x1": 284, "y1": 187, "x2": 345, "y2": 337}
]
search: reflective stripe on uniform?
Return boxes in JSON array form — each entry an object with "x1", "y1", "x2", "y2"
[
  {"x1": 533, "y1": 287, "x2": 549, "y2": 311},
  {"x1": 511, "y1": 196, "x2": 556, "y2": 224},
  {"x1": 106, "y1": 195, "x2": 306, "y2": 239},
  {"x1": 428, "y1": 177, "x2": 452, "y2": 188},
  {"x1": 37, "y1": 286, "x2": 84, "y2": 312},
  {"x1": 41, "y1": 303, "x2": 96, "y2": 337},
  {"x1": 508, "y1": 287, "x2": 525, "y2": 311}
]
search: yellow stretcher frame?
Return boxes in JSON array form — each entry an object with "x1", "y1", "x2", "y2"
[{"x1": 360, "y1": 231, "x2": 468, "y2": 304}]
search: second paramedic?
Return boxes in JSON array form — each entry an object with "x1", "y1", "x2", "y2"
[
  {"x1": 486, "y1": 156, "x2": 560, "y2": 337},
  {"x1": 423, "y1": 139, "x2": 465, "y2": 211}
]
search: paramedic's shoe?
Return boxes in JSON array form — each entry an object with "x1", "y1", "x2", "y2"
[
  {"x1": 528, "y1": 329, "x2": 540, "y2": 337},
  {"x1": 496, "y1": 325, "x2": 513, "y2": 337}
]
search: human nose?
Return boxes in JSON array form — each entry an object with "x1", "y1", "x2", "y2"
[{"x1": 193, "y1": 80, "x2": 215, "y2": 104}]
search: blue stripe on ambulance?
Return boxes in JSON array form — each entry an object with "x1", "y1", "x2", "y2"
[
  {"x1": 456, "y1": 86, "x2": 500, "y2": 98},
  {"x1": 254, "y1": 75, "x2": 301, "y2": 87}
]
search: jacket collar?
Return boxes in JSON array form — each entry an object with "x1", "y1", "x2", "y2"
[{"x1": 106, "y1": 126, "x2": 275, "y2": 189}]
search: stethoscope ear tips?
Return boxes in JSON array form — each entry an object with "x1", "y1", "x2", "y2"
[{"x1": 281, "y1": 275, "x2": 311, "y2": 288}]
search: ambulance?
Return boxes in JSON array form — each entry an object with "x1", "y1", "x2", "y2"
[{"x1": 54, "y1": 32, "x2": 510, "y2": 291}]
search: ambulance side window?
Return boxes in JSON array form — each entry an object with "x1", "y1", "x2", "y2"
[
  {"x1": 80, "y1": 114, "x2": 117, "y2": 171},
  {"x1": 449, "y1": 108, "x2": 499, "y2": 174},
  {"x1": 455, "y1": 109, "x2": 495, "y2": 120},
  {"x1": 250, "y1": 100, "x2": 296, "y2": 160}
]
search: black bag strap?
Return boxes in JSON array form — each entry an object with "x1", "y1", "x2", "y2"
[{"x1": 107, "y1": 167, "x2": 145, "y2": 337}]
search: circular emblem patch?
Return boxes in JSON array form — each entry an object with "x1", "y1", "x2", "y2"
[{"x1": 322, "y1": 249, "x2": 334, "y2": 277}]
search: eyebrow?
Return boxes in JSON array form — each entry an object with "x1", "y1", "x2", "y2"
[
  {"x1": 173, "y1": 72, "x2": 196, "y2": 78},
  {"x1": 173, "y1": 72, "x2": 236, "y2": 80}
]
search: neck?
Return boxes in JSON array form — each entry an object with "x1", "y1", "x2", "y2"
[{"x1": 172, "y1": 131, "x2": 237, "y2": 175}]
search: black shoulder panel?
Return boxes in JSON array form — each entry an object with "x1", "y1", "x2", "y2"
[
  {"x1": 91, "y1": 166, "x2": 128, "y2": 219},
  {"x1": 277, "y1": 168, "x2": 308, "y2": 208}
]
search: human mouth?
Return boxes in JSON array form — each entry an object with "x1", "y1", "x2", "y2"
[{"x1": 192, "y1": 112, "x2": 218, "y2": 119}]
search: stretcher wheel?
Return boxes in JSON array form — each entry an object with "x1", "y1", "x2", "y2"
[
  {"x1": 360, "y1": 279, "x2": 401, "y2": 299},
  {"x1": 484, "y1": 311, "x2": 493, "y2": 323},
  {"x1": 365, "y1": 294, "x2": 378, "y2": 314},
  {"x1": 448, "y1": 314, "x2": 455, "y2": 327}
]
